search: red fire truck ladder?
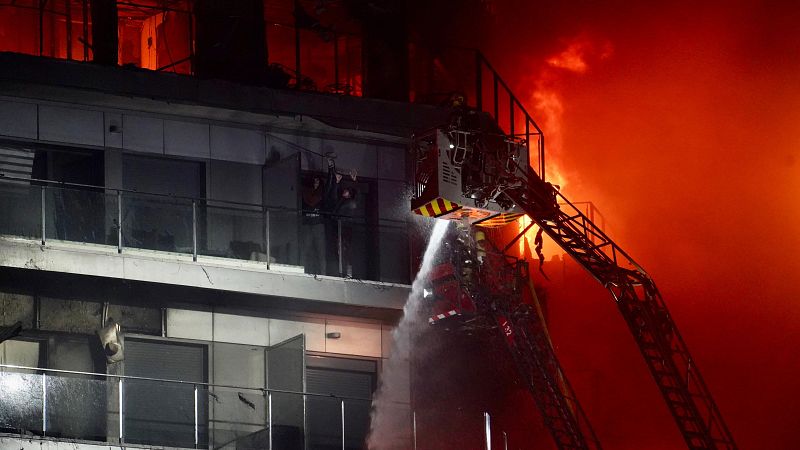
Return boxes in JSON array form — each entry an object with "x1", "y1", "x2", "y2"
[
  {"x1": 492, "y1": 283, "x2": 603, "y2": 450},
  {"x1": 414, "y1": 49, "x2": 735, "y2": 449},
  {"x1": 497, "y1": 166, "x2": 738, "y2": 450}
]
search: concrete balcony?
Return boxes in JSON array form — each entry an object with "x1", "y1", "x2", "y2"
[{"x1": 0, "y1": 177, "x2": 413, "y2": 318}]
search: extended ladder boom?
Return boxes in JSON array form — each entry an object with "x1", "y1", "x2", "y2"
[
  {"x1": 502, "y1": 168, "x2": 737, "y2": 450},
  {"x1": 499, "y1": 310, "x2": 602, "y2": 450},
  {"x1": 481, "y1": 255, "x2": 602, "y2": 450},
  {"x1": 410, "y1": 121, "x2": 736, "y2": 449}
]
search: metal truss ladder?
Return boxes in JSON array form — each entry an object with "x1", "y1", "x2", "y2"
[
  {"x1": 502, "y1": 173, "x2": 738, "y2": 450},
  {"x1": 495, "y1": 301, "x2": 602, "y2": 450}
]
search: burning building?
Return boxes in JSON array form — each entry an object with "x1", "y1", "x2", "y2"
[
  {"x1": 0, "y1": 1, "x2": 435, "y2": 448},
  {"x1": 0, "y1": 0, "x2": 764, "y2": 449}
]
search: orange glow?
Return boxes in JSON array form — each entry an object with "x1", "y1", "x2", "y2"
[
  {"x1": 516, "y1": 37, "x2": 614, "y2": 260},
  {"x1": 118, "y1": 3, "x2": 193, "y2": 74},
  {"x1": 484, "y1": 3, "x2": 800, "y2": 448}
]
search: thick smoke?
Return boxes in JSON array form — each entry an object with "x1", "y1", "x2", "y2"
[{"x1": 367, "y1": 220, "x2": 450, "y2": 449}]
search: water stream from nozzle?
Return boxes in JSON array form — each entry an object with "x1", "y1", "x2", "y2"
[{"x1": 367, "y1": 219, "x2": 450, "y2": 449}]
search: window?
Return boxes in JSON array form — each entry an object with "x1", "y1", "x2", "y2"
[
  {"x1": 123, "y1": 338, "x2": 208, "y2": 447},
  {"x1": 0, "y1": 0, "x2": 93, "y2": 61},
  {"x1": 306, "y1": 355, "x2": 376, "y2": 450},
  {"x1": 117, "y1": 0, "x2": 194, "y2": 74}
]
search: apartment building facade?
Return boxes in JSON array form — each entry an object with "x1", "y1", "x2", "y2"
[{"x1": 0, "y1": 1, "x2": 466, "y2": 448}]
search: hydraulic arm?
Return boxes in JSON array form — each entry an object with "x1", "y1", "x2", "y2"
[
  {"x1": 502, "y1": 173, "x2": 737, "y2": 450},
  {"x1": 427, "y1": 228, "x2": 602, "y2": 449},
  {"x1": 412, "y1": 121, "x2": 737, "y2": 450}
]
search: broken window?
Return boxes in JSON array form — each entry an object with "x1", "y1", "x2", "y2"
[
  {"x1": 265, "y1": 0, "x2": 362, "y2": 95},
  {"x1": 117, "y1": 0, "x2": 194, "y2": 73},
  {"x1": 0, "y1": 0, "x2": 93, "y2": 61}
]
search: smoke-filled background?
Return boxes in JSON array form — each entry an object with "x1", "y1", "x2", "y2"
[{"x1": 408, "y1": 0, "x2": 800, "y2": 448}]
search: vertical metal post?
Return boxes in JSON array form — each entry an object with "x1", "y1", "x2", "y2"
[
  {"x1": 294, "y1": 0, "x2": 302, "y2": 87},
  {"x1": 38, "y1": 0, "x2": 44, "y2": 56},
  {"x1": 34, "y1": 295, "x2": 41, "y2": 329},
  {"x1": 119, "y1": 378, "x2": 124, "y2": 442},
  {"x1": 525, "y1": 120, "x2": 530, "y2": 173},
  {"x1": 337, "y1": 219, "x2": 343, "y2": 276},
  {"x1": 42, "y1": 373, "x2": 46, "y2": 435},
  {"x1": 188, "y1": 8, "x2": 195, "y2": 74},
  {"x1": 340, "y1": 399, "x2": 345, "y2": 450},
  {"x1": 192, "y1": 200, "x2": 197, "y2": 262},
  {"x1": 194, "y1": 384, "x2": 199, "y2": 448},
  {"x1": 117, "y1": 191, "x2": 123, "y2": 253},
  {"x1": 41, "y1": 186, "x2": 46, "y2": 245},
  {"x1": 484, "y1": 412, "x2": 492, "y2": 450},
  {"x1": 65, "y1": 0, "x2": 72, "y2": 60},
  {"x1": 412, "y1": 410, "x2": 418, "y2": 450},
  {"x1": 509, "y1": 98, "x2": 515, "y2": 136},
  {"x1": 503, "y1": 431, "x2": 508, "y2": 450},
  {"x1": 265, "y1": 209, "x2": 271, "y2": 269},
  {"x1": 334, "y1": 34, "x2": 339, "y2": 91},
  {"x1": 540, "y1": 133, "x2": 546, "y2": 182},
  {"x1": 81, "y1": 0, "x2": 88, "y2": 61},
  {"x1": 493, "y1": 75, "x2": 499, "y2": 120},
  {"x1": 268, "y1": 392, "x2": 273, "y2": 450},
  {"x1": 475, "y1": 51, "x2": 482, "y2": 111}
]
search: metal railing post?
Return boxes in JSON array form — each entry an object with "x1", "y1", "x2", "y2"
[
  {"x1": 40, "y1": 186, "x2": 45, "y2": 245},
  {"x1": 334, "y1": 34, "x2": 340, "y2": 91},
  {"x1": 42, "y1": 373, "x2": 46, "y2": 435},
  {"x1": 268, "y1": 392, "x2": 273, "y2": 450},
  {"x1": 265, "y1": 209, "x2": 271, "y2": 270},
  {"x1": 493, "y1": 75, "x2": 499, "y2": 120},
  {"x1": 294, "y1": 9, "x2": 302, "y2": 88},
  {"x1": 509, "y1": 98, "x2": 515, "y2": 136},
  {"x1": 536, "y1": 131, "x2": 546, "y2": 181},
  {"x1": 194, "y1": 384, "x2": 199, "y2": 448},
  {"x1": 413, "y1": 410, "x2": 418, "y2": 450},
  {"x1": 337, "y1": 218, "x2": 343, "y2": 276},
  {"x1": 192, "y1": 200, "x2": 197, "y2": 262},
  {"x1": 475, "y1": 51, "x2": 483, "y2": 111},
  {"x1": 484, "y1": 412, "x2": 492, "y2": 450},
  {"x1": 119, "y1": 378, "x2": 124, "y2": 443},
  {"x1": 117, "y1": 191, "x2": 123, "y2": 254},
  {"x1": 341, "y1": 399, "x2": 345, "y2": 450},
  {"x1": 525, "y1": 120, "x2": 531, "y2": 174}
]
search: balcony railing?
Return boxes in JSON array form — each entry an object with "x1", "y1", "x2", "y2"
[
  {"x1": 0, "y1": 175, "x2": 413, "y2": 284},
  {"x1": 0, "y1": 363, "x2": 372, "y2": 449}
]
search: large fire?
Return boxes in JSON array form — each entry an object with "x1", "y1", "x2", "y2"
[
  {"x1": 491, "y1": 2, "x2": 800, "y2": 448},
  {"x1": 516, "y1": 36, "x2": 612, "y2": 259}
]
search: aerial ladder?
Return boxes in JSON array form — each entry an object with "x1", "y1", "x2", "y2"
[
  {"x1": 410, "y1": 111, "x2": 737, "y2": 450},
  {"x1": 426, "y1": 225, "x2": 602, "y2": 449}
]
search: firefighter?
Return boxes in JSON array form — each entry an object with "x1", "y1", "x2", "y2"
[{"x1": 321, "y1": 154, "x2": 358, "y2": 277}]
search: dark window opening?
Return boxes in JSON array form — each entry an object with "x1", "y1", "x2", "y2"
[
  {"x1": 117, "y1": 0, "x2": 194, "y2": 73},
  {"x1": 306, "y1": 355, "x2": 377, "y2": 450},
  {"x1": 122, "y1": 154, "x2": 205, "y2": 253},
  {"x1": 30, "y1": 145, "x2": 107, "y2": 244},
  {"x1": 0, "y1": 0, "x2": 93, "y2": 61},
  {"x1": 265, "y1": 0, "x2": 362, "y2": 94},
  {"x1": 123, "y1": 337, "x2": 208, "y2": 448}
]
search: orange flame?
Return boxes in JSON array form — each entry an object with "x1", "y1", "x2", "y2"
[{"x1": 518, "y1": 35, "x2": 613, "y2": 259}]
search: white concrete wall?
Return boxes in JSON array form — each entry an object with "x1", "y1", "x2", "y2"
[{"x1": 166, "y1": 308, "x2": 388, "y2": 358}]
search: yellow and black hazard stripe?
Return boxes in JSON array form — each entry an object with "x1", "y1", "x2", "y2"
[
  {"x1": 413, "y1": 197, "x2": 461, "y2": 218},
  {"x1": 476, "y1": 212, "x2": 525, "y2": 228}
]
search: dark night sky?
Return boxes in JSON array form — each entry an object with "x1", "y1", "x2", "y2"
[{"x1": 419, "y1": 1, "x2": 800, "y2": 448}]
